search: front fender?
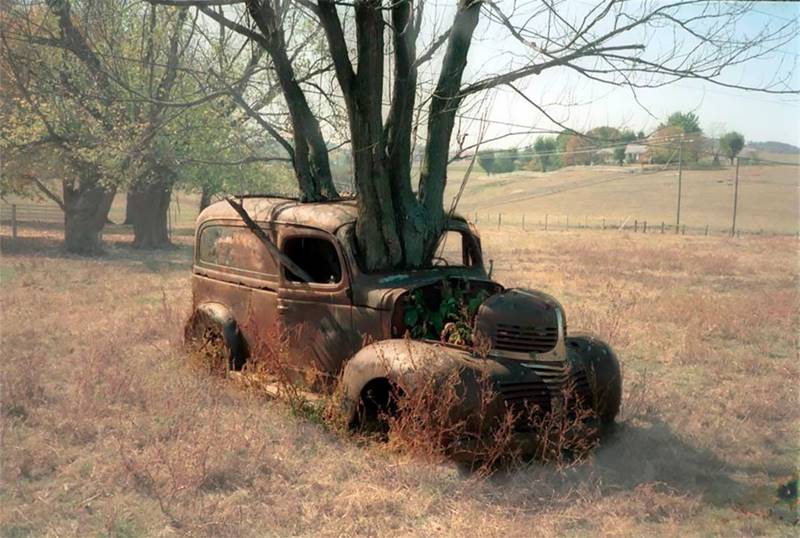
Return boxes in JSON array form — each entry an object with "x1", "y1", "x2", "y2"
[
  {"x1": 340, "y1": 339, "x2": 490, "y2": 424},
  {"x1": 566, "y1": 332, "x2": 622, "y2": 424}
]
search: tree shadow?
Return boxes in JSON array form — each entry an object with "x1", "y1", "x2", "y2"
[{"x1": 0, "y1": 233, "x2": 192, "y2": 274}]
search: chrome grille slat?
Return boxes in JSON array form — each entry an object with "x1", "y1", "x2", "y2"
[{"x1": 494, "y1": 322, "x2": 558, "y2": 353}]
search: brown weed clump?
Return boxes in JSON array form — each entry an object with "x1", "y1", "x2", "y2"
[{"x1": 363, "y1": 341, "x2": 601, "y2": 475}]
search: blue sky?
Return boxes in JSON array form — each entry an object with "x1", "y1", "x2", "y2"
[{"x1": 441, "y1": 1, "x2": 800, "y2": 148}]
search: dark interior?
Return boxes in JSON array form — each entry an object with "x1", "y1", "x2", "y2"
[{"x1": 283, "y1": 236, "x2": 342, "y2": 284}]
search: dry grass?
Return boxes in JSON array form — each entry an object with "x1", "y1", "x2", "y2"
[
  {"x1": 1, "y1": 225, "x2": 798, "y2": 536},
  {"x1": 446, "y1": 161, "x2": 800, "y2": 234}
]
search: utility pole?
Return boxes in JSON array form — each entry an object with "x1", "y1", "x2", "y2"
[
  {"x1": 676, "y1": 134, "x2": 684, "y2": 233},
  {"x1": 731, "y1": 157, "x2": 740, "y2": 237}
]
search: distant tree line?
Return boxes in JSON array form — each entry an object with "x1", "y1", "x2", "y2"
[{"x1": 476, "y1": 111, "x2": 747, "y2": 175}]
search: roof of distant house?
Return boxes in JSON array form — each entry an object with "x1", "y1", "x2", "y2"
[{"x1": 625, "y1": 144, "x2": 647, "y2": 154}]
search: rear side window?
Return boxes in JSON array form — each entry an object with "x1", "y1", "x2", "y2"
[
  {"x1": 198, "y1": 225, "x2": 277, "y2": 276},
  {"x1": 432, "y1": 229, "x2": 480, "y2": 267},
  {"x1": 283, "y1": 236, "x2": 342, "y2": 284}
]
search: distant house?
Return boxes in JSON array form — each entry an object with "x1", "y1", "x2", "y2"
[
  {"x1": 625, "y1": 144, "x2": 647, "y2": 163},
  {"x1": 595, "y1": 147, "x2": 616, "y2": 163}
]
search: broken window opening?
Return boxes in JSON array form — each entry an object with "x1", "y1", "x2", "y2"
[{"x1": 283, "y1": 236, "x2": 342, "y2": 284}]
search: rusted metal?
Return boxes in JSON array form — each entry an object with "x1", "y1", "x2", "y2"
[{"x1": 187, "y1": 197, "x2": 622, "y2": 433}]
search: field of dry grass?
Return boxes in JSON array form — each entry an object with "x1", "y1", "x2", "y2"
[
  {"x1": 446, "y1": 161, "x2": 799, "y2": 235},
  {"x1": 1, "y1": 224, "x2": 798, "y2": 537}
]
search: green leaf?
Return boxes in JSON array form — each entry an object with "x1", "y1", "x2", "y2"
[{"x1": 404, "y1": 308, "x2": 419, "y2": 327}]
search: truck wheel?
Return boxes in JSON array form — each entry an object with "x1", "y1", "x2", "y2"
[
  {"x1": 566, "y1": 332, "x2": 622, "y2": 428},
  {"x1": 184, "y1": 309, "x2": 245, "y2": 375}
]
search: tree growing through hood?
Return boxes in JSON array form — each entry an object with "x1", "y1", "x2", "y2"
[{"x1": 149, "y1": 0, "x2": 796, "y2": 271}]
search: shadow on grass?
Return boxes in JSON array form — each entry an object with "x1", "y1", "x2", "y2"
[
  {"x1": 590, "y1": 418, "x2": 750, "y2": 505},
  {"x1": 485, "y1": 417, "x2": 763, "y2": 512},
  {"x1": 0, "y1": 233, "x2": 192, "y2": 274}
]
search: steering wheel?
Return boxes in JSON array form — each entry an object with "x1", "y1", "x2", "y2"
[{"x1": 431, "y1": 256, "x2": 450, "y2": 266}]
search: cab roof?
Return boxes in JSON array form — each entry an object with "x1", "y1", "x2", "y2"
[{"x1": 198, "y1": 197, "x2": 359, "y2": 234}]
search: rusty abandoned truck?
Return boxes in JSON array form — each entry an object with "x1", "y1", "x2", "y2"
[{"x1": 185, "y1": 196, "x2": 622, "y2": 441}]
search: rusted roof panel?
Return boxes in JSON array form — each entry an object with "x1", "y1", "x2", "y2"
[{"x1": 198, "y1": 197, "x2": 359, "y2": 233}]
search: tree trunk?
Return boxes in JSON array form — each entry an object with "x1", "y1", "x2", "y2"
[
  {"x1": 131, "y1": 168, "x2": 173, "y2": 249},
  {"x1": 199, "y1": 185, "x2": 212, "y2": 212},
  {"x1": 63, "y1": 177, "x2": 115, "y2": 255},
  {"x1": 123, "y1": 190, "x2": 142, "y2": 225}
]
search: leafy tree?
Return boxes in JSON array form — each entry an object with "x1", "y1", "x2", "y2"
[
  {"x1": 477, "y1": 151, "x2": 496, "y2": 174},
  {"x1": 1, "y1": 2, "x2": 136, "y2": 253},
  {"x1": 613, "y1": 130, "x2": 637, "y2": 166},
  {"x1": 533, "y1": 136, "x2": 557, "y2": 171},
  {"x1": 492, "y1": 149, "x2": 518, "y2": 173},
  {"x1": 666, "y1": 111, "x2": 702, "y2": 134},
  {"x1": 719, "y1": 131, "x2": 745, "y2": 165}
]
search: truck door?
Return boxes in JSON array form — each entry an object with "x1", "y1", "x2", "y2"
[{"x1": 277, "y1": 226, "x2": 359, "y2": 382}]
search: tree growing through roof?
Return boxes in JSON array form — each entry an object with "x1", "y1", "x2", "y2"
[
  {"x1": 719, "y1": 131, "x2": 746, "y2": 165},
  {"x1": 148, "y1": 0, "x2": 796, "y2": 271}
]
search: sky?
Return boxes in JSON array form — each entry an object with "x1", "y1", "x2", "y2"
[{"x1": 433, "y1": 1, "x2": 800, "y2": 149}]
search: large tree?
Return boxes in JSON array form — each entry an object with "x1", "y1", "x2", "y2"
[
  {"x1": 152, "y1": 0, "x2": 796, "y2": 270},
  {"x1": 1, "y1": 1, "x2": 128, "y2": 253}
]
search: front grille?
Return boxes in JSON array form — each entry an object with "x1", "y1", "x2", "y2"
[
  {"x1": 497, "y1": 380, "x2": 552, "y2": 417},
  {"x1": 494, "y1": 323, "x2": 558, "y2": 353}
]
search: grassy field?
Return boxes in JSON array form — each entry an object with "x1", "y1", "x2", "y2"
[
  {"x1": 4, "y1": 158, "x2": 797, "y2": 238},
  {"x1": 1, "y1": 224, "x2": 797, "y2": 536},
  {"x1": 445, "y1": 161, "x2": 799, "y2": 235}
]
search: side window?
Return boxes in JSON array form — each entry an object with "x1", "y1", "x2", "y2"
[
  {"x1": 198, "y1": 225, "x2": 277, "y2": 276},
  {"x1": 433, "y1": 230, "x2": 473, "y2": 267},
  {"x1": 283, "y1": 236, "x2": 342, "y2": 284}
]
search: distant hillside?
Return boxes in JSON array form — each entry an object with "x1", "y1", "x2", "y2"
[{"x1": 746, "y1": 141, "x2": 800, "y2": 154}]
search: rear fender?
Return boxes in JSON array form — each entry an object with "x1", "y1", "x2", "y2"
[{"x1": 185, "y1": 302, "x2": 248, "y2": 368}]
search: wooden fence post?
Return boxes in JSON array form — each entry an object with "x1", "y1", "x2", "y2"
[
  {"x1": 498, "y1": 213, "x2": 502, "y2": 229},
  {"x1": 11, "y1": 204, "x2": 17, "y2": 240},
  {"x1": 602, "y1": 217, "x2": 606, "y2": 230},
  {"x1": 682, "y1": 224, "x2": 686, "y2": 235},
  {"x1": 643, "y1": 221, "x2": 647, "y2": 233},
  {"x1": 634, "y1": 219, "x2": 638, "y2": 232},
  {"x1": 566, "y1": 215, "x2": 569, "y2": 230},
  {"x1": 705, "y1": 224, "x2": 709, "y2": 236},
  {"x1": 661, "y1": 221, "x2": 665, "y2": 234}
]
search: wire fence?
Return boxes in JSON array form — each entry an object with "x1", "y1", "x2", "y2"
[{"x1": 469, "y1": 212, "x2": 797, "y2": 238}]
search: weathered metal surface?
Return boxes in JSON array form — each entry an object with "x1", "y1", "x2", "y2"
[{"x1": 188, "y1": 196, "x2": 622, "y2": 430}]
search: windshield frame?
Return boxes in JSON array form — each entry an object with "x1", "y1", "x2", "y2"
[{"x1": 336, "y1": 220, "x2": 487, "y2": 280}]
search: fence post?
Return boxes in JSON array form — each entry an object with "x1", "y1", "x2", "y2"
[
  {"x1": 11, "y1": 204, "x2": 17, "y2": 240},
  {"x1": 661, "y1": 221, "x2": 665, "y2": 234},
  {"x1": 602, "y1": 217, "x2": 606, "y2": 230},
  {"x1": 705, "y1": 224, "x2": 709, "y2": 236},
  {"x1": 682, "y1": 224, "x2": 686, "y2": 235},
  {"x1": 566, "y1": 215, "x2": 569, "y2": 230},
  {"x1": 634, "y1": 219, "x2": 638, "y2": 233},
  {"x1": 498, "y1": 213, "x2": 501, "y2": 229},
  {"x1": 643, "y1": 221, "x2": 647, "y2": 233}
]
